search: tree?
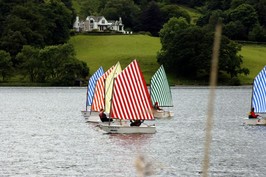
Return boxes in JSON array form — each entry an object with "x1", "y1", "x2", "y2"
[
  {"x1": 0, "y1": 2, "x2": 44, "y2": 61},
  {"x1": 16, "y1": 45, "x2": 42, "y2": 82},
  {"x1": 223, "y1": 21, "x2": 247, "y2": 40},
  {"x1": 158, "y1": 25, "x2": 213, "y2": 77},
  {"x1": 57, "y1": 60, "x2": 89, "y2": 86},
  {"x1": 40, "y1": 0, "x2": 72, "y2": 45},
  {"x1": 219, "y1": 37, "x2": 249, "y2": 78},
  {"x1": 159, "y1": 17, "x2": 189, "y2": 50},
  {"x1": 80, "y1": 0, "x2": 101, "y2": 18},
  {"x1": 228, "y1": 4, "x2": 259, "y2": 32},
  {"x1": 255, "y1": 0, "x2": 266, "y2": 27},
  {"x1": 0, "y1": 50, "x2": 13, "y2": 81},
  {"x1": 139, "y1": 1, "x2": 163, "y2": 36},
  {"x1": 157, "y1": 18, "x2": 249, "y2": 81},
  {"x1": 160, "y1": 4, "x2": 191, "y2": 25},
  {"x1": 248, "y1": 24, "x2": 266, "y2": 42},
  {"x1": 0, "y1": 0, "x2": 73, "y2": 64},
  {"x1": 206, "y1": 0, "x2": 232, "y2": 10},
  {"x1": 101, "y1": 0, "x2": 140, "y2": 30},
  {"x1": 16, "y1": 44, "x2": 89, "y2": 85}
]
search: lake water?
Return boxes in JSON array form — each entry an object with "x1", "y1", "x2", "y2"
[{"x1": 0, "y1": 87, "x2": 266, "y2": 177}]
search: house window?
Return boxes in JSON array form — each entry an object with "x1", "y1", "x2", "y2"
[
  {"x1": 90, "y1": 20, "x2": 93, "y2": 23},
  {"x1": 102, "y1": 20, "x2": 105, "y2": 24}
]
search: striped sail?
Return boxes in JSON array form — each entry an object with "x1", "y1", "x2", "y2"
[
  {"x1": 251, "y1": 66, "x2": 266, "y2": 113},
  {"x1": 91, "y1": 65, "x2": 115, "y2": 112},
  {"x1": 86, "y1": 67, "x2": 104, "y2": 107},
  {"x1": 110, "y1": 60, "x2": 154, "y2": 120},
  {"x1": 104, "y1": 62, "x2": 122, "y2": 114},
  {"x1": 150, "y1": 65, "x2": 173, "y2": 107}
]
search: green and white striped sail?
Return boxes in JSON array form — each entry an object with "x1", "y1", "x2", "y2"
[
  {"x1": 104, "y1": 62, "x2": 122, "y2": 114},
  {"x1": 150, "y1": 65, "x2": 173, "y2": 107}
]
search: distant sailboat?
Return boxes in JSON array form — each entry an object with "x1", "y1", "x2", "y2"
[
  {"x1": 87, "y1": 65, "x2": 115, "y2": 123},
  {"x1": 99, "y1": 60, "x2": 156, "y2": 134},
  {"x1": 81, "y1": 67, "x2": 104, "y2": 117},
  {"x1": 244, "y1": 66, "x2": 266, "y2": 125},
  {"x1": 150, "y1": 65, "x2": 174, "y2": 118}
]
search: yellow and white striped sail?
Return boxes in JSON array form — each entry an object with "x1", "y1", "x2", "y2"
[{"x1": 104, "y1": 62, "x2": 122, "y2": 114}]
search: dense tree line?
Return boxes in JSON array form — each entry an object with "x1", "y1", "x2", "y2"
[
  {"x1": 198, "y1": 0, "x2": 266, "y2": 42},
  {"x1": 16, "y1": 43, "x2": 89, "y2": 85},
  {"x1": 0, "y1": 0, "x2": 89, "y2": 85},
  {"x1": 78, "y1": 0, "x2": 191, "y2": 36},
  {"x1": 1, "y1": 0, "x2": 265, "y2": 85},
  {"x1": 77, "y1": 0, "x2": 266, "y2": 41}
]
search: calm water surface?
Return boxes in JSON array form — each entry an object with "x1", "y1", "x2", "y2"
[{"x1": 0, "y1": 87, "x2": 266, "y2": 177}]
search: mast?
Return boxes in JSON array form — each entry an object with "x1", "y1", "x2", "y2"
[
  {"x1": 250, "y1": 78, "x2": 255, "y2": 111},
  {"x1": 85, "y1": 86, "x2": 89, "y2": 111}
]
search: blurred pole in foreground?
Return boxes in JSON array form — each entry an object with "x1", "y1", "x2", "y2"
[{"x1": 201, "y1": 22, "x2": 222, "y2": 177}]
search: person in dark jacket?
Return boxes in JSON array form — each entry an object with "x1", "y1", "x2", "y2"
[
  {"x1": 99, "y1": 108, "x2": 113, "y2": 122},
  {"x1": 130, "y1": 120, "x2": 144, "y2": 126}
]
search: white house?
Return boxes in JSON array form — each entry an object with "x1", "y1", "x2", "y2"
[{"x1": 73, "y1": 16, "x2": 125, "y2": 33}]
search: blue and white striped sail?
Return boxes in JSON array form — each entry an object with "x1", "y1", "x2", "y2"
[
  {"x1": 150, "y1": 65, "x2": 173, "y2": 107},
  {"x1": 252, "y1": 66, "x2": 266, "y2": 113},
  {"x1": 86, "y1": 67, "x2": 104, "y2": 107}
]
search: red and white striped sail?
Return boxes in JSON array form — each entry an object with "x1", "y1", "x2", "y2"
[
  {"x1": 91, "y1": 65, "x2": 115, "y2": 112},
  {"x1": 110, "y1": 60, "x2": 154, "y2": 120}
]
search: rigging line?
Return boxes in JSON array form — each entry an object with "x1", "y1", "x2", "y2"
[{"x1": 201, "y1": 22, "x2": 222, "y2": 177}]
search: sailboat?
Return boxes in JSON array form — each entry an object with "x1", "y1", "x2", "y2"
[
  {"x1": 150, "y1": 65, "x2": 174, "y2": 118},
  {"x1": 81, "y1": 67, "x2": 104, "y2": 117},
  {"x1": 99, "y1": 60, "x2": 156, "y2": 134},
  {"x1": 244, "y1": 66, "x2": 266, "y2": 125},
  {"x1": 86, "y1": 65, "x2": 115, "y2": 123}
]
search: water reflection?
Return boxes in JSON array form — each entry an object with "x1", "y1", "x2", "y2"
[{"x1": 109, "y1": 134, "x2": 153, "y2": 147}]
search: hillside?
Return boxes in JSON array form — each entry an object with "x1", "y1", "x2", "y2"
[
  {"x1": 240, "y1": 44, "x2": 266, "y2": 84},
  {"x1": 69, "y1": 34, "x2": 266, "y2": 85},
  {"x1": 69, "y1": 34, "x2": 162, "y2": 84}
]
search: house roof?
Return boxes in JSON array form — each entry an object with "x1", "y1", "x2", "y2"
[{"x1": 86, "y1": 16, "x2": 105, "y2": 22}]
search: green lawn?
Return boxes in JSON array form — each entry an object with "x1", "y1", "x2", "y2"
[
  {"x1": 70, "y1": 34, "x2": 266, "y2": 85},
  {"x1": 239, "y1": 44, "x2": 266, "y2": 84},
  {"x1": 69, "y1": 34, "x2": 162, "y2": 83}
]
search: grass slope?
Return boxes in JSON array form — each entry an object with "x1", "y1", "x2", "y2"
[
  {"x1": 69, "y1": 34, "x2": 162, "y2": 84},
  {"x1": 70, "y1": 34, "x2": 266, "y2": 85},
  {"x1": 240, "y1": 44, "x2": 266, "y2": 84}
]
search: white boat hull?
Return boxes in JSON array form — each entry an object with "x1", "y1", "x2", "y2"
[
  {"x1": 153, "y1": 110, "x2": 174, "y2": 118},
  {"x1": 86, "y1": 115, "x2": 101, "y2": 123},
  {"x1": 81, "y1": 110, "x2": 90, "y2": 117},
  {"x1": 244, "y1": 117, "x2": 266, "y2": 125},
  {"x1": 81, "y1": 111, "x2": 99, "y2": 117},
  {"x1": 99, "y1": 124, "x2": 156, "y2": 134},
  {"x1": 81, "y1": 111, "x2": 102, "y2": 123}
]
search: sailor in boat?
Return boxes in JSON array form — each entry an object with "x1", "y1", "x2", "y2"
[
  {"x1": 99, "y1": 108, "x2": 113, "y2": 122},
  {"x1": 153, "y1": 102, "x2": 162, "y2": 111},
  {"x1": 249, "y1": 107, "x2": 260, "y2": 118},
  {"x1": 130, "y1": 120, "x2": 144, "y2": 126}
]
